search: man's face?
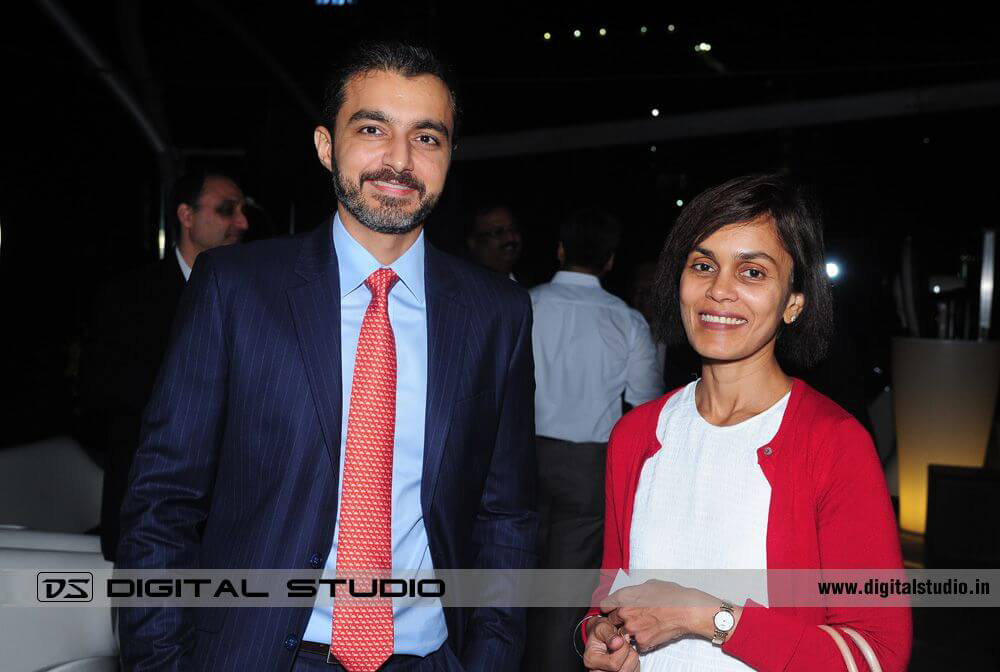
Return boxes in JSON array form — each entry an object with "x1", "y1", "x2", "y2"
[
  {"x1": 316, "y1": 69, "x2": 454, "y2": 235},
  {"x1": 180, "y1": 176, "x2": 248, "y2": 252},
  {"x1": 467, "y1": 207, "x2": 522, "y2": 274}
]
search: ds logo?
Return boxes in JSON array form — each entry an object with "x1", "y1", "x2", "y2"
[{"x1": 37, "y1": 572, "x2": 93, "y2": 602}]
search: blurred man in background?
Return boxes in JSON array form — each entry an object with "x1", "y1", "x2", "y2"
[
  {"x1": 79, "y1": 170, "x2": 247, "y2": 560},
  {"x1": 465, "y1": 202, "x2": 523, "y2": 281},
  {"x1": 524, "y1": 208, "x2": 663, "y2": 672}
]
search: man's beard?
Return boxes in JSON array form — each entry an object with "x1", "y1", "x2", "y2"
[{"x1": 332, "y1": 161, "x2": 439, "y2": 235}]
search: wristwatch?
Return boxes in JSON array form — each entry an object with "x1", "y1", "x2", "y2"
[{"x1": 711, "y1": 601, "x2": 735, "y2": 645}]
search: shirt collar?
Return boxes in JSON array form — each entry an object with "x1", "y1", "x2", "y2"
[
  {"x1": 551, "y1": 270, "x2": 601, "y2": 288},
  {"x1": 331, "y1": 212, "x2": 425, "y2": 304},
  {"x1": 174, "y1": 247, "x2": 192, "y2": 282}
]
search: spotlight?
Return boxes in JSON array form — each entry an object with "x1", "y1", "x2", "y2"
[
  {"x1": 651, "y1": 108, "x2": 660, "y2": 117},
  {"x1": 668, "y1": 24, "x2": 676, "y2": 32},
  {"x1": 599, "y1": 27, "x2": 607, "y2": 37},
  {"x1": 650, "y1": 145, "x2": 657, "y2": 152},
  {"x1": 543, "y1": 32, "x2": 551, "y2": 41},
  {"x1": 694, "y1": 42, "x2": 712, "y2": 53},
  {"x1": 573, "y1": 29, "x2": 582, "y2": 38},
  {"x1": 676, "y1": 199, "x2": 684, "y2": 207},
  {"x1": 640, "y1": 26, "x2": 648, "y2": 34},
  {"x1": 826, "y1": 262, "x2": 840, "y2": 279}
]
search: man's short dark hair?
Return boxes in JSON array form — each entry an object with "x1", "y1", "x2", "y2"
[
  {"x1": 651, "y1": 173, "x2": 834, "y2": 368},
  {"x1": 168, "y1": 169, "x2": 237, "y2": 237},
  {"x1": 560, "y1": 208, "x2": 622, "y2": 271},
  {"x1": 322, "y1": 41, "x2": 461, "y2": 146}
]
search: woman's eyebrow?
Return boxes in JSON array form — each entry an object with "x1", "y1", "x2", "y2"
[{"x1": 736, "y1": 250, "x2": 779, "y2": 265}]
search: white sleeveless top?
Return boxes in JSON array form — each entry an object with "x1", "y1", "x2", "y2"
[{"x1": 628, "y1": 380, "x2": 789, "y2": 671}]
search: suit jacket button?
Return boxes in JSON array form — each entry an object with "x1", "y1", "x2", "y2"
[
  {"x1": 310, "y1": 553, "x2": 322, "y2": 568},
  {"x1": 285, "y1": 634, "x2": 299, "y2": 650},
  {"x1": 762, "y1": 446, "x2": 773, "y2": 456}
]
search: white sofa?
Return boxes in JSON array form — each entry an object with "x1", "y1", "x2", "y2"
[
  {"x1": 0, "y1": 436, "x2": 103, "y2": 533},
  {"x1": 0, "y1": 534, "x2": 118, "y2": 671}
]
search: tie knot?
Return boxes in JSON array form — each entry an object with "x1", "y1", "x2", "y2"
[{"x1": 365, "y1": 267, "x2": 399, "y2": 301}]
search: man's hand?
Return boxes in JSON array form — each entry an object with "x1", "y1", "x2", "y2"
[
  {"x1": 599, "y1": 580, "x2": 739, "y2": 653},
  {"x1": 583, "y1": 616, "x2": 639, "y2": 672}
]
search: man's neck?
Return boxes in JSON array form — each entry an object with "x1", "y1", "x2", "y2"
[
  {"x1": 177, "y1": 239, "x2": 199, "y2": 270},
  {"x1": 339, "y1": 205, "x2": 423, "y2": 266},
  {"x1": 562, "y1": 264, "x2": 601, "y2": 277}
]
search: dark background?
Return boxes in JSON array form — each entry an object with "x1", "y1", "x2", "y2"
[{"x1": 1, "y1": 1, "x2": 997, "y2": 441}]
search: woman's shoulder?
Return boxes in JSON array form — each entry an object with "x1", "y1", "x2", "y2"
[
  {"x1": 608, "y1": 387, "x2": 684, "y2": 451},
  {"x1": 790, "y1": 378, "x2": 866, "y2": 436},
  {"x1": 789, "y1": 379, "x2": 880, "y2": 477}
]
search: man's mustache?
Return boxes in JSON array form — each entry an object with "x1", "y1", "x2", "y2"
[{"x1": 360, "y1": 169, "x2": 425, "y2": 196}]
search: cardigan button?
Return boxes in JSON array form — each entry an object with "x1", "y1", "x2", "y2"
[{"x1": 762, "y1": 446, "x2": 773, "y2": 456}]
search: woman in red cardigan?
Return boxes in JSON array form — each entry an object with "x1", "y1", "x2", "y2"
[{"x1": 582, "y1": 174, "x2": 911, "y2": 672}]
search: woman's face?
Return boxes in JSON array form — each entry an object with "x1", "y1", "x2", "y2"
[{"x1": 678, "y1": 216, "x2": 804, "y2": 363}]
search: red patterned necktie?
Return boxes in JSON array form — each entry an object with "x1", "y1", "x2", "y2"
[{"x1": 330, "y1": 267, "x2": 399, "y2": 671}]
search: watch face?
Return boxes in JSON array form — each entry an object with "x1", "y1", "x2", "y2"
[{"x1": 714, "y1": 610, "x2": 735, "y2": 631}]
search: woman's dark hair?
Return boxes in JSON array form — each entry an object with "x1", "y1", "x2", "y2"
[
  {"x1": 322, "y1": 41, "x2": 461, "y2": 146},
  {"x1": 652, "y1": 173, "x2": 834, "y2": 368}
]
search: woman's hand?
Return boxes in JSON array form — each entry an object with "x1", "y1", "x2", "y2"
[
  {"x1": 599, "y1": 580, "x2": 741, "y2": 652},
  {"x1": 582, "y1": 616, "x2": 640, "y2": 671}
]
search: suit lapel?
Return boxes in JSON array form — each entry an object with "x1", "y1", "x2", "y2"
[
  {"x1": 287, "y1": 221, "x2": 343, "y2": 471},
  {"x1": 422, "y1": 243, "x2": 470, "y2": 518}
]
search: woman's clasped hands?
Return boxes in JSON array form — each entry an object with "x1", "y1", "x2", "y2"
[{"x1": 583, "y1": 579, "x2": 735, "y2": 671}]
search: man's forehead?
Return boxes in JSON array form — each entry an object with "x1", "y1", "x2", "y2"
[
  {"x1": 202, "y1": 176, "x2": 243, "y2": 200},
  {"x1": 476, "y1": 208, "x2": 514, "y2": 228},
  {"x1": 340, "y1": 70, "x2": 453, "y2": 126}
]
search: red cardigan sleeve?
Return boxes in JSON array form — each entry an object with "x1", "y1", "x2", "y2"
[
  {"x1": 722, "y1": 416, "x2": 912, "y2": 671},
  {"x1": 582, "y1": 403, "x2": 656, "y2": 642}
]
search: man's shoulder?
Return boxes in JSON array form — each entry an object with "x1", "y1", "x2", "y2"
[
  {"x1": 99, "y1": 256, "x2": 183, "y2": 304},
  {"x1": 199, "y1": 234, "x2": 305, "y2": 283},
  {"x1": 429, "y1": 244, "x2": 531, "y2": 313}
]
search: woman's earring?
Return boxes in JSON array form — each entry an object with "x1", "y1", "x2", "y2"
[{"x1": 790, "y1": 313, "x2": 798, "y2": 323}]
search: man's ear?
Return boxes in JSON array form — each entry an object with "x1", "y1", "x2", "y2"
[
  {"x1": 177, "y1": 204, "x2": 194, "y2": 231},
  {"x1": 314, "y1": 126, "x2": 334, "y2": 172}
]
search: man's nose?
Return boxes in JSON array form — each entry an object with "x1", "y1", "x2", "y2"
[
  {"x1": 234, "y1": 210, "x2": 249, "y2": 231},
  {"x1": 383, "y1": 134, "x2": 414, "y2": 173}
]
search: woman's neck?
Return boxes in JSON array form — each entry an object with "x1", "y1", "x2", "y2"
[{"x1": 696, "y1": 346, "x2": 791, "y2": 427}]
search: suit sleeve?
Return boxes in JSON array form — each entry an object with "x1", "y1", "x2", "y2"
[
  {"x1": 115, "y1": 255, "x2": 229, "y2": 671},
  {"x1": 721, "y1": 417, "x2": 912, "y2": 671},
  {"x1": 462, "y1": 292, "x2": 539, "y2": 672}
]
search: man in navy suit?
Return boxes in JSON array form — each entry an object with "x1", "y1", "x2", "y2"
[{"x1": 116, "y1": 42, "x2": 537, "y2": 671}]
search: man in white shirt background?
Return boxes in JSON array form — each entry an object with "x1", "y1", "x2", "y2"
[{"x1": 524, "y1": 208, "x2": 664, "y2": 671}]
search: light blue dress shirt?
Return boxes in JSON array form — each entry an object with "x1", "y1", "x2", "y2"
[{"x1": 303, "y1": 214, "x2": 448, "y2": 653}]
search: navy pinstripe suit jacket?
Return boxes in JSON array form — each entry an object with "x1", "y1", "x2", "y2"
[{"x1": 116, "y1": 220, "x2": 538, "y2": 671}]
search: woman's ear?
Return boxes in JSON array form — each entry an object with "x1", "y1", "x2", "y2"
[{"x1": 784, "y1": 292, "x2": 805, "y2": 324}]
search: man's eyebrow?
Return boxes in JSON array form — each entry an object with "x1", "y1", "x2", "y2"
[
  {"x1": 413, "y1": 119, "x2": 450, "y2": 140},
  {"x1": 347, "y1": 109, "x2": 450, "y2": 140},
  {"x1": 347, "y1": 109, "x2": 394, "y2": 125}
]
